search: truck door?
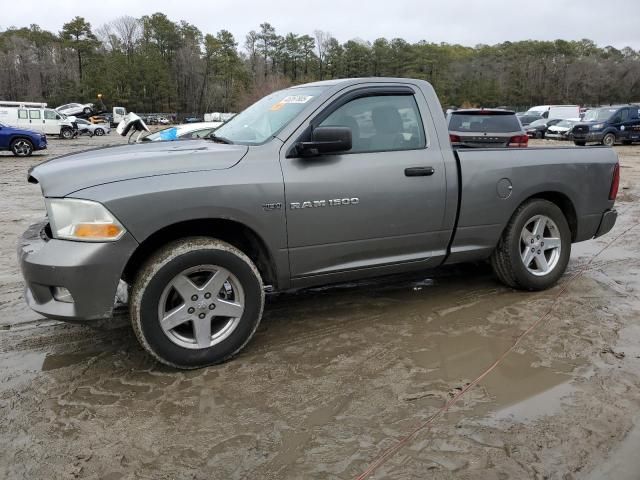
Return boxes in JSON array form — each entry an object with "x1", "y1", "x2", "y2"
[
  {"x1": 17, "y1": 109, "x2": 30, "y2": 128},
  {"x1": 26, "y1": 109, "x2": 44, "y2": 133},
  {"x1": 43, "y1": 109, "x2": 62, "y2": 135},
  {"x1": 627, "y1": 106, "x2": 640, "y2": 143},
  {"x1": 280, "y1": 86, "x2": 449, "y2": 281}
]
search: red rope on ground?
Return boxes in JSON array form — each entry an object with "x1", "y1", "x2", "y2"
[{"x1": 354, "y1": 221, "x2": 638, "y2": 480}]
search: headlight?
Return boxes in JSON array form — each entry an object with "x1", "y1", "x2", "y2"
[
  {"x1": 46, "y1": 198, "x2": 126, "y2": 242},
  {"x1": 592, "y1": 123, "x2": 604, "y2": 130}
]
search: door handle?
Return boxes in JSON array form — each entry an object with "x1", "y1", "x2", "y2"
[{"x1": 404, "y1": 166, "x2": 435, "y2": 177}]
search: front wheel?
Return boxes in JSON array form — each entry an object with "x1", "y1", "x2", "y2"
[
  {"x1": 11, "y1": 138, "x2": 33, "y2": 156},
  {"x1": 130, "y1": 237, "x2": 264, "y2": 369},
  {"x1": 83, "y1": 107, "x2": 92, "y2": 115},
  {"x1": 602, "y1": 133, "x2": 616, "y2": 147},
  {"x1": 491, "y1": 199, "x2": 571, "y2": 291},
  {"x1": 61, "y1": 127, "x2": 73, "y2": 139}
]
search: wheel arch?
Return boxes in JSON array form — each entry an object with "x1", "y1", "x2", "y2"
[
  {"x1": 122, "y1": 218, "x2": 278, "y2": 289},
  {"x1": 514, "y1": 191, "x2": 578, "y2": 242}
]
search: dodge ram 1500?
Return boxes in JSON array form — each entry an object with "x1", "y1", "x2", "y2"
[{"x1": 19, "y1": 78, "x2": 619, "y2": 368}]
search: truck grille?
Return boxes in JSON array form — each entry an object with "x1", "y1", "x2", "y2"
[{"x1": 573, "y1": 125, "x2": 589, "y2": 134}]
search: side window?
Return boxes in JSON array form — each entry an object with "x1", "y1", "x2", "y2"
[
  {"x1": 620, "y1": 109, "x2": 629, "y2": 122},
  {"x1": 29, "y1": 110, "x2": 41, "y2": 120},
  {"x1": 18, "y1": 110, "x2": 28, "y2": 119},
  {"x1": 319, "y1": 94, "x2": 426, "y2": 153},
  {"x1": 44, "y1": 110, "x2": 57, "y2": 120}
]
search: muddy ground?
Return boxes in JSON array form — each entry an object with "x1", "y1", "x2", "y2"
[{"x1": 0, "y1": 133, "x2": 639, "y2": 479}]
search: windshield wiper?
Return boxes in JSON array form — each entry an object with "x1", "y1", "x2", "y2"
[{"x1": 208, "y1": 133, "x2": 234, "y2": 145}]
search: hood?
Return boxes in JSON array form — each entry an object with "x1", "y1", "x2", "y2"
[{"x1": 28, "y1": 140, "x2": 248, "y2": 197}]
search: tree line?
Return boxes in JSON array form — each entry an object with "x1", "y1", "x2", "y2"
[{"x1": 1, "y1": 14, "x2": 639, "y2": 115}]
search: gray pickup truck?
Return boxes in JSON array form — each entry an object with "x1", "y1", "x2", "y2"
[{"x1": 19, "y1": 78, "x2": 619, "y2": 369}]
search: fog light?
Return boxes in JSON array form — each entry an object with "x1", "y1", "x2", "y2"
[{"x1": 52, "y1": 286, "x2": 74, "y2": 303}]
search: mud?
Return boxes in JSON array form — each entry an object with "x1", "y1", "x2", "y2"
[{"x1": 1, "y1": 136, "x2": 640, "y2": 479}]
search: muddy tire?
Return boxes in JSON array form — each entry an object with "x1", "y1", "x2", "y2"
[
  {"x1": 602, "y1": 133, "x2": 616, "y2": 147},
  {"x1": 130, "y1": 237, "x2": 264, "y2": 369},
  {"x1": 490, "y1": 199, "x2": 571, "y2": 291},
  {"x1": 11, "y1": 138, "x2": 33, "y2": 156}
]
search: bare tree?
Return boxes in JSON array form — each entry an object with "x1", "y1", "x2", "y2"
[{"x1": 314, "y1": 30, "x2": 331, "y2": 80}]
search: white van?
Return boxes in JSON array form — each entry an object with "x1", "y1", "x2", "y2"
[
  {"x1": 525, "y1": 105, "x2": 580, "y2": 120},
  {"x1": 0, "y1": 101, "x2": 76, "y2": 138}
]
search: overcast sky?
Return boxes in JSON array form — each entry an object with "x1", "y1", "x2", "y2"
[{"x1": 2, "y1": 0, "x2": 639, "y2": 50}]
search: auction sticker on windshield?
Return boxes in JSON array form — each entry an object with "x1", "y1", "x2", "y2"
[{"x1": 271, "y1": 95, "x2": 314, "y2": 111}]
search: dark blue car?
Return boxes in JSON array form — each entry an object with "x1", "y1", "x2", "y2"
[
  {"x1": 0, "y1": 122, "x2": 47, "y2": 156},
  {"x1": 573, "y1": 105, "x2": 640, "y2": 146}
]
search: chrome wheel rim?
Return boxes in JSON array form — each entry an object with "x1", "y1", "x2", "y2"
[
  {"x1": 520, "y1": 215, "x2": 562, "y2": 276},
  {"x1": 157, "y1": 265, "x2": 245, "y2": 349},
  {"x1": 13, "y1": 140, "x2": 31, "y2": 156}
]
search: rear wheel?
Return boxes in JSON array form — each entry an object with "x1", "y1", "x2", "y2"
[
  {"x1": 11, "y1": 138, "x2": 33, "y2": 156},
  {"x1": 94, "y1": 128, "x2": 105, "y2": 136},
  {"x1": 491, "y1": 199, "x2": 571, "y2": 291},
  {"x1": 574, "y1": 141, "x2": 586, "y2": 146},
  {"x1": 83, "y1": 107, "x2": 92, "y2": 115},
  {"x1": 130, "y1": 237, "x2": 264, "y2": 369},
  {"x1": 602, "y1": 133, "x2": 616, "y2": 147}
]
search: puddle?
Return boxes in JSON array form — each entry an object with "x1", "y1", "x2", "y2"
[{"x1": 585, "y1": 417, "x2": 640, "y2": 480}]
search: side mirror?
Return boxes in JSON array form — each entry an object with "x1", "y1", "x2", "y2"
[{"x1": 295, "y1": 126, "x2": 352, "y2": 156}]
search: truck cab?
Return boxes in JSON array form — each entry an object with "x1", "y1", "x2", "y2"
[{"x1": 573, "y1": 105, "x2": 640, "y2": 146}]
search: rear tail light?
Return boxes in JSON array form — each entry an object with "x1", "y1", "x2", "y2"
[
  {"x1": 609, "y1": 162, "x2": 620, "y2": 200},
  {"x1": 449, "y1": 134, "x2": 461, "y2": 143},
  {"x1": 508, "y1": 135, "x2": 529, "y2": 147}
]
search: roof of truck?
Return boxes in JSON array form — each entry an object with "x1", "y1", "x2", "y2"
[{"x1": 292, "y1": 77, "x2": 430, "y2": 88}]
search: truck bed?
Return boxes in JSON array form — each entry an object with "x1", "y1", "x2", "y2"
[{"x1": 445, "y1": 146, "x2": 618, "y2": 264}]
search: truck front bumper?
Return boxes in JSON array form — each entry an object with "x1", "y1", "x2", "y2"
[
  {"x1": 18, "y1": 221, "x2": 138, "y2": 322},
  {"x1": 594, "y1": 209, "x2": 617, "y2": 238},
  {"x1": 572, "y1": 132, "x2": 604, "y2": 143}
]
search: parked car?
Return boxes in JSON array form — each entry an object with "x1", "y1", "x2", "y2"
[
  {"x1": 89, "y1": 115, "x2": 109, "y2": 124},
  {"x1": 184, "y1": 117, "x2": 202, "y2": 123},
  {"x1": 545, "y1": 119, "x2": 580, "y2": 141},
  {"x1": 572, "y1": 105, "x2": 640, "y2": 146},
  {"x1": 0, "y1": 101, "x2": 76, "y2": 138},
  {"x1": 141, "y1": 122, "x2": 223, "y2": 142},
  {"x1": 525, "y1": 118, "x2": 563, "y2": 139},
  {"x1": 448, "y1": 109, "x2": 528, "y2": 147},
  {"x1": 75, "y1": 118, "x2": 110, "y2": 136},
  {"x1": 157, "y1": 117, "x2": 170, "y2": 125},
  {"x1": 0, "y1": 121, "x2": 47, "y2": 156},
  {"x1": 19, "y1": 77, "x2": 619, "y2": 369},
  {"x1": 524, "y1": 105, "x2": 580, "y2": 120},
  {"x1": 56, "y1": 103, "x2": 95, "y2": 117},
  {"x1": 516, "y1": 112, "x2": 543, "y2": 126}
]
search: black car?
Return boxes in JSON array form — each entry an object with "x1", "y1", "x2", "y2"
[
  {"x1": 572, "y1": 105, "x2": 640, "y2": 146},
  {"x1": 448, "y1": 109, "x2": 528, "y2": 148},
  {"x1": 525, "y1": 118, "x2": 563, "y2": 139}
]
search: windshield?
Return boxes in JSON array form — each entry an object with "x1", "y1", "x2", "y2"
[
  {"x1": 449, "y1": 112, "x2": 521, "y2": 133},
  {"x1": 583, "y1": 108, "x2": 617, "y2": 122},
  {"x1": 213, "y1": 86, "x2": 326, "y2": 145},
  {"x1": 528, "y1": 119, "x2": 547, "y2": 127}
]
